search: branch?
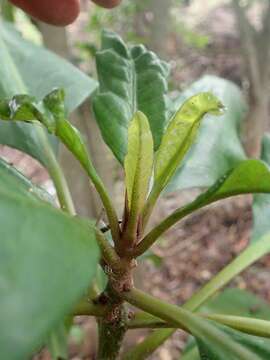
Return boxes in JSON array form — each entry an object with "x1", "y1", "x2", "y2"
[
  {"x1": 134, "y1": 197, "x2": 202, "y2": 256},
  {"x1": 258, "y1": 1, "x2": 270, "y2": 79},
  {"x1": 134, "y1": 184, "x2": 225, "y2": 257},
  {"x1": 232, "y1": 0, "x2": 261, "y2": 94},
  {"x1": 73, "y1": 298, "x2": 108, "y2": 317},
  {"x1": 95, "y1": 229, "x2": 122, "y2": 272},
  {"x1": 122, "y1": 288, "x2": 256, "y2": 360},
  {"x1": 124, "y1": 234, "x2": 270, "y2": 358},
  {"x1": 128, "y1": 310, "x2": 270, "y2": 338}
]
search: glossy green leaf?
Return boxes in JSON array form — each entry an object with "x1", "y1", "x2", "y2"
[
  {"x1": 0, "y1": 163, "x2": 99, "y2": 360},
  {"x1": 252, "y1": 134, "x2": 270, "y2": 242},
  {"x1": 137, "y1": 159, "x2": 270, "y2": 257},
  {"x1": 92, "y1": 30, "x2": 169, "y2": 163},
  {"x1": 0, "y1": 21, "x2": 97, "y2": 112},
  {"x1": 0, "y1": 156, "x2": 54, "y2": 204},
  {"x1": 172, "y1": 159, "x2": 270, "y2": 225},
  {"x1": 124, "y1": 111, "x2": 154, "y2": 214},
  {"x1": 0, "y1": 20, "x2": 97, "y2": 163},
  {"x1": 167, "y1": 76, "x2": 246, "y2": 192},
  {"x1": 153, "y1": 92, "x2": 224, "y2": 197}
]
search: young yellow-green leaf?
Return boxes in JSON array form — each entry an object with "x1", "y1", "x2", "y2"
[
  {"x1": 154, "y1": 92, "x2": 224, "y2": 195},
  {"x1": 124, "y1": 111, "x2": 154, "y2": 215}
]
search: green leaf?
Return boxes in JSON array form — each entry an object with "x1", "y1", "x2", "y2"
[
  {"x1": 0, "y1": 20, "x2": 97, "y2": 163},
  {"x1": 172, "y1": 159, "x2": 270, "y2": 225},
  {"x1": 124, "y1": 111, "x2": 154, "y2": 214},
  {"x1": 0, "y1": 164, "x2": 99, "y2": 360},
  {"x1": 182, "y1": 289, "x2": 270, "y2": 360},
  {"x1": 92, "y1": 30, "x2": 169, "y2": 163},
  {"x1": 0, "y1": 156, "x2": 54, "y2": 204},
  {"x1": 184, "y1": 324, "x2": 270, "y2": 360},
  {"x1": 252, "y1": 134, "x2": 270, "y2": 242},
  {"x1": 167, "y1": 76, "x2": 247, "y2": 192},
  {"x1": 153, "y1": 92, "x2": 224, "y2": 198},
  {"x1": 137, "y1": 159, "x2": 270, "y2": 257},
  {"x1": 196, "y1": 323, "x2": 269, "y2": 360}
]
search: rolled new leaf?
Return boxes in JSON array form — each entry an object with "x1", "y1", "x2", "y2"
[{"x1": 124, "y1": 111, "x2": 154, "y2": 236}]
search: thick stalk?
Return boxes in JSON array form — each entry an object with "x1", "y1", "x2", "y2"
[
  {"x1": 125, "y1": 234, "x2": 270, "y2": 358},
  {"x1": 97, "y1": 305, "x2": 128, "y2": 360},
  {"x1": 122, "y1": 288, "x2": 258, "y2": 360}
]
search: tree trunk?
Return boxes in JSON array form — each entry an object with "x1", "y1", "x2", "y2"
[
  {"x1": 134, "y1": 0, "x2": 172, "y2": 57},
  {"x1": 243, "y1": 92, "x2": 269, "y2": 158},
  {"x1": 233, "y1": 0, "x2": 270, "y2": 158},
  {"x1": 147, "y1": 0, "x2": 172, "y2": 57}
]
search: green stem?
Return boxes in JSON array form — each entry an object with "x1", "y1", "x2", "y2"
[
  {"x1": 122, "y1": 288, "x2": 258, "y2": 360},
  {"x1": 87, "y1": 168, "x2": 120, "y2": 244},
  {"x1": 125, "y1": 235, "x2": 270, "y2": 358},
  {"x1": 135, "y1": 191, "x2": 216, "y2": 257},
  {"x1": 128, "y1": 310, "x2": 270, "y2": 338},
  {"x1": 95, "y1": 229, "x2": 122, "y2": 271},
  {"x1": 201, "y1": 313, "x2": 270, "y2": 338},
  {"x1": 34, "y1": 124, "x2": 76, "y2": 215},
  {"x1": 136, "y1": 176, "x2": 268, "y2": 257},
  {"x1": 73, "y1": 299, "x2": 107, "y2": 317}
]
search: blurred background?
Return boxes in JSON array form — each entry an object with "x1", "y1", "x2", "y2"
[{"x1": 1, "y1": 0, "x2": 270, "y2": 358}]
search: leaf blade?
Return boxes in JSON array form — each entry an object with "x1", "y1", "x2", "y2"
[
  {"x1": 93, "y1": 30, "x2": 169, "y2": 163},
  {"x1": 124, "y1": 111, "x2": 154, "y2": 214},
  {"x1": 0, "y1": 167, "x2": 99, "y2": 360},
  {"x1": 167, "y1": 75, "x2": 247, "y2": 192},
  {"x1": 154, "y1": 92, "x2": 224, "y2": 194},
  {"x1": 0, "y1": 20, "x2": 97, "y2": 164}
]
